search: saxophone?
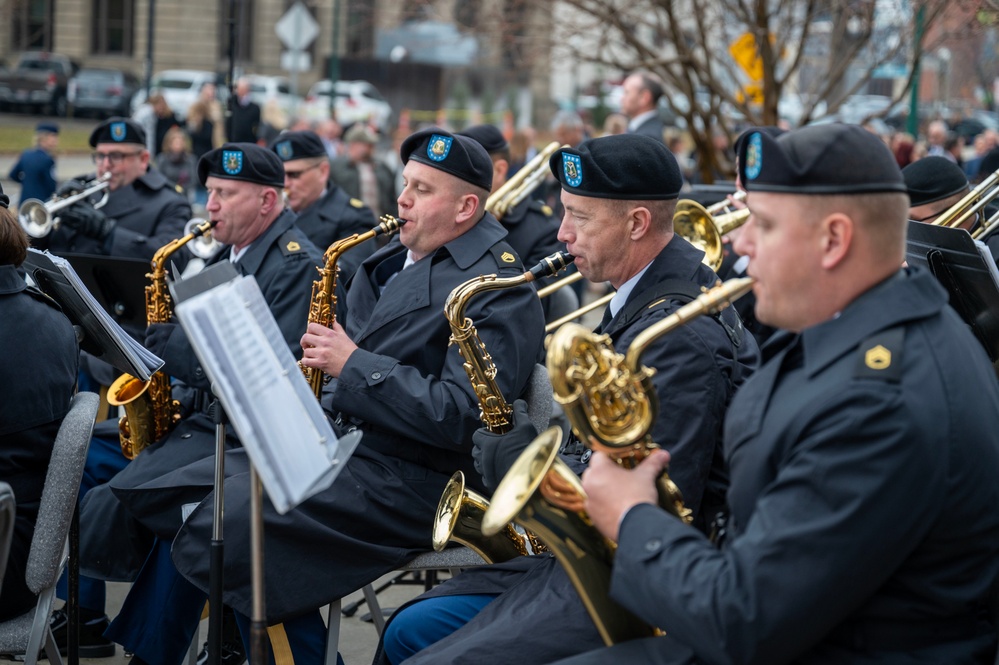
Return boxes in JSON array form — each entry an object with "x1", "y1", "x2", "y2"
[
  {"x1": 299, "y1": 215, "x2": 406, "y2": 397},
  {"x1": 483, "y1": 277, "x2": 755, "y2": 644},
  {"x1": 431, "y1": 250, "x2": 573, "y2": 563},
  {"x1": 108, "y1": 219, "x2": 217, "y2": 460}
]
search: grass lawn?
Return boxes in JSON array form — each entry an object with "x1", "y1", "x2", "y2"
[{"x1": 0, "y1": 123, "x2": 94, "y2": 154}]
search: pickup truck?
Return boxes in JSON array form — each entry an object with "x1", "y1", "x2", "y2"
[{"x1": 0, "y1": 51, "x2": 79, "y2": 116}]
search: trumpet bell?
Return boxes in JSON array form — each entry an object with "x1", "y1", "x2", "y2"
[
  {"x1": 673, "y1": 200, "x2": 723, "y2": 272},
  {"x1": 18, "y1": 199, "x2": 52, "y2": 238}
]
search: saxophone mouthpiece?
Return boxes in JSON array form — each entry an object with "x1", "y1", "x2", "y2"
[{"x1": 527, "y1": 250, "x2": 575, "y2": 282}]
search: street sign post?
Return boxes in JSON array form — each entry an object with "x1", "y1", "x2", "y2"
[{"x1": 275, "y1": 1, "x2": 320, "y2": 95}]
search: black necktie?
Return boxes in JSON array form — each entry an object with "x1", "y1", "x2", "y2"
[{"x1": 596, "y1": 305, "x2": 614, "y2": 333}]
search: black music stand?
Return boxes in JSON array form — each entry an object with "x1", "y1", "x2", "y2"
[
  {"x1": 58, "y1": 252, "x2": 149, "y2": 333},
  {"x1": 906, "y1": 221, "x2": 999, "y2": 362}
]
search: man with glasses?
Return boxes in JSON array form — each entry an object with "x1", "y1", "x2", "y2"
[
  {"x1": 270, "y1": 130, "x2": 377, "y2": 276},
  {"x1": 41, "y1": 117, "x2": 191, "y2": 261}
]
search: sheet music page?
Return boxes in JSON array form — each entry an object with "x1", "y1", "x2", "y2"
[
  {"x1": 24, "y1": 248, "x2": 163, "y2": 379},
  {"x1": 175, "y1": 275, "x2": 344, "y2": 513},
  {"x1": 975, "y1": 240, "x2": 999, "y2": 286}
]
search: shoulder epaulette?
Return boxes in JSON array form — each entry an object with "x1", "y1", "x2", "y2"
[
  {"x1": 854, "y1": 326, "x2": 904, "y2": 382},
  {"x1": 25, "y1": 284, "x2": 63, "y2": 312}
]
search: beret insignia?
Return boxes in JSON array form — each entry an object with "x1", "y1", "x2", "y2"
[
  {"x1": 276, "y1": 141, "x2": 293, "y2": 161},
  {"x1": 563, "y1": 153, "x2": 583, "y2": 188},
  {"x1": 110, "y1": 122, "x2": 126, "y2": 142},
  {"x1": 744, "y1": 132, "x2": 763, "y2": 181},
  {"x1": 223, "y1": 150, "x2": 243, "y2": 175},
  {"x1": 427, "y1": 134, "x2": 452, "y2": 162}
]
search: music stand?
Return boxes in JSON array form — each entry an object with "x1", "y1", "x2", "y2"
[
  {"x1": 906, "y1": 221, "x2": 999, "y2": 362},
  {"x1": 58, "y1": 252, "x2": 149, "y2": 333}
]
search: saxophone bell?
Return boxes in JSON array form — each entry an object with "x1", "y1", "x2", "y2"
[{"x1": 432, "y1": 471, "x2": 530, "y2": 564}]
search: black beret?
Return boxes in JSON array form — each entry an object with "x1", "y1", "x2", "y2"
[
  {"x1": 270, "y1": 130, "x2": 327, "y2": 161},
  {"x1": 737, "y1": 124, "x2": 906, "y2": 195},
  {"x1": 457, "y1": 124, "x2": 508, "y2": 154},
  {"x1": 400, "y1": 127, "x2": 493, "y2": 192},
  {"x1": 0, "y1": 180, "x2": 7, "y2": 209},
  {"x1": 978, "y1": 148, "x2": 999, "y2": 183},
  {"x1": 549, "y1": 134, "x2": 682, "y2": 200},
  {"x1": 89, "y1": 117, "x2": 146, "y2": 148},
  {"x1": 198, "y1": 143, "x2": 285, "y2": 188},
  {"x1": 901, "y1": 156, "x2": 968, "y2": 206}
]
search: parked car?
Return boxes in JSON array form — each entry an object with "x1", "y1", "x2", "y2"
[
  {"x1": 244, "y1": 74, "x2": 303, "y2": 117},
  {"x1": 131, "y1": 69, "x2": 225, "y2": 120},
  {"x1": 300, "y1": 80, "x2": 393, "y2": 129},
  {"x1": 68, "y1": 68, "x2": 141, "y2": 119},
  {"x1": 0, "y1": 51, "x2": 79, "y2": 116}
]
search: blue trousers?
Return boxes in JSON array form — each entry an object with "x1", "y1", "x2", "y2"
[
  {"x1": 106, "y1": 539, "x2": 333, "y2": 665},
  {"x1": 381, "y1": 594, "x2": 497, "y2": 665},
  {"x1": 57, "y1": 432, "x2": 130, "y2": 613}
]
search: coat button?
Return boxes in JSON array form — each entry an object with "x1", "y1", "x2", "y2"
[
  {"x1": 645, "y1": 538, "x2": 662, "y2": 552},
  {"x1": 195, "y1": 367, "x2": 204, "y2": 378},
  {"x1": 371, "y1": 371, "x2": 382, "y2": 380},
  {"x1": 181, "y1": 433, "x2": 192, "y2": 439},
  {"x1": 580, "y1": 449, "x2": 592, "y2": 463}
]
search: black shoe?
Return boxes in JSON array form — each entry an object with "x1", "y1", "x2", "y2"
[
  {"x1": 195, "y1": 640, "x2": 247, "y2": 665},
  {"x1": 47, "y1": 608, "x2": 117, "y2": 658}
]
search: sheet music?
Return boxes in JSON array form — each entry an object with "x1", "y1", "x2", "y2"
[
  {"x1": 975, "y1": 239, "x2": 999, "y2": 285},
  {"x1": 175, "y1": 274, "x2": 349, "y2": 513},
  {"x1": 23, "y1": 248, "x2": 163, "y2": 379}
]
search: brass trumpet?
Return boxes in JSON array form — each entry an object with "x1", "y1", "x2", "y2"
[
  {"x1": 486, "y1": 142, "x2": 564, "y2": 220},
  {"x1": 19, "y1": 173, "x2": 111, "y2": 238},
  {"x1": 673, "y1": 192, "x2": 750, "y2": 272}
]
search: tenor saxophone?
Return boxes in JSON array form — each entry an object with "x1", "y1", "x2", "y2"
[
  {"x1": 299, "y1": 215, "x2": 406, "y2": 397},
  {"x1": 431, "y1": 251, "x2": 573, "y2": 563},
  {"x1": 108, "y1": 219, "x2": 216, "y2": 460},
  {"x1": 483, "y1": 277, "x2": 755, "y2": 644}
]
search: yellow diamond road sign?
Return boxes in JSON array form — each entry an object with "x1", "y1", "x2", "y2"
[{"x1": 729, "y1": 32, "x2": 764, "y2": 82}]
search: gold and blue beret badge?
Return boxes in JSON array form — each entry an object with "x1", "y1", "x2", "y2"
[
  {"x1": 563, "y1": 153, "x2": 583, "y2": 187},
  {"x1": 223, "y1": 150, "x2": 244, "y2": 175},
  {"x1": 428, "y1": 134, "x2": 452, "y2": 162},
  {"x1": 744, "y1": 132, "x2": 763, "y2": 181}
]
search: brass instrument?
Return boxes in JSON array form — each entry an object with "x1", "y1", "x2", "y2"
[
  {"x1": 19, "y1": 173, "x2": 111, "y2": 238},
  {"x1": 432, "y1": 471, "x2": 530, "y2": 563},
  {"x1": 929, "y1": 168, "x2": 999, "y2": 229},
  {"x1": 431, "y1": 250, "x2": 574, "y2": 562},
  {"x1": 183, "y1": 218, "x2": 223, "y2": 260},
  {"x1": 108, "y1": 219, "x2": 217, "y2": 459},
  {"x1": 300, "y1": 215, "x2": 406, "y2": 397},
  {"x1": 444, "y1": 250, "x2": 573, "y2": 432},
  {"x1": 485, "y1": 142, "x2": 563, "y2": 220},
  {"x1": 673, "y1": 192, "x2": 750, "y2": 272},
  {"x1": 484, "y1": 277, "x2": 755, "y2": 644}
]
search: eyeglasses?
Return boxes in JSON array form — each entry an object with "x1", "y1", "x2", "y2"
[
  {"x1": 284, "y1": 163, "x2": 323, "y2": 180},
  {"x1": 91, "y1": 150, "x2": 143, "y2": 165}
]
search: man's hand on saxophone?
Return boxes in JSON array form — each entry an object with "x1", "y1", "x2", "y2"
[
  {"x1": 582, "y1": 448, "x2": 669, "y2": 543},
  {"x1": 299, "y1": 320, "x2": 358, "y2": 379}
]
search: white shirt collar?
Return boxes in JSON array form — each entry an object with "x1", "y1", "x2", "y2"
[
  {"x1": 608, "y1": 260, "x2": 655, "y2": 318},
  {"x1": 229, "y1": 244, "x2": 250, "y2": 264}
]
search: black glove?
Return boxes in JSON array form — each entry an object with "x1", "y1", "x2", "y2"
[
  {"x1": 472, "y1": 399, "x2": 539, "y2": 490},
  {"x1": 55, "y1": 178, "x2": 90, "y2": 198},
  {"x1": 59, "y1": 203, "x2": 115, "y2": 239},
  {"x1": 144, "y1": 323, "x2": 176, "y2": 359}
]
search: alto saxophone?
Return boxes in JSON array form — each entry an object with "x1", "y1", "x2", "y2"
[
  {"x1": 108, "y1": 219, "x2": 217, "y2": 460},
  {"x1": 432, "y1": 251, "x2": 573, "y2": 563},
  {"x1": 300, "y1": 215, "x2": 406, "y2": 397},
  {"x1": 483, "y1": 277, "x2": 755, "y2": 644}
]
